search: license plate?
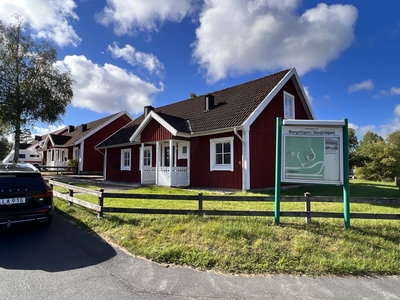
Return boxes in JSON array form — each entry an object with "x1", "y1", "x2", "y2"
[{"x1": 0, "y1": 197, "x2": 26, "y2": 206}]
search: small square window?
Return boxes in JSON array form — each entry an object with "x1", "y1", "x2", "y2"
[{"x1": 178, "y1": 143, "x2": 189, "y2": 159}]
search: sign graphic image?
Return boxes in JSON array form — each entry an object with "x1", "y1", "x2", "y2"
[{"x1": 281, "y1": 125, "x2": 343, "y2": 184}]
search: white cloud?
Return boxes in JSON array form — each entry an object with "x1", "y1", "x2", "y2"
[
  {"x1": 33, "y1": 124, "x2": 66, "y2": 136},
  {"x1": 0, "y1": 0, "x2": 81, "y2": 47},
  {"x1": 108, "y1": 43, "x2": 165, "y2": 77},
  {"x1": 348, "y1": 79, "x2": 374, "y2": 93},
  {"x1": 192, "y1": 1, "x2": 358, "y2": 82},
  {"x1": 97, "y1": 0, "x2": 196, "y2": 35},
  {"x1": 302, "y1": 86, "x2": 313, "y2": 104},
  {"x1": 394, "y1": 104, "x2": 400, "y2": 116},
  {"x1": 379, "y1": 118, "x2": 400, "y2": 138},
  {"x1": 56, "y1": 55, "x2": 164, "y2": 114},
  {"x1": 350, "y1": 123, "x2": 377, "y2": 138},
  {"x1": 376, "y1": 86, "x2": 400, "y2": 97}
]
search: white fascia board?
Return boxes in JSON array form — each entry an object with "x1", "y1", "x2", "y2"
[
  {"x1": 96, "y1": 142, "x2": 140, "y2": 150},
  {"x1": 46, "y1": 135, "x2": 55, "y2": 148},
  {"x1": 242, "y1": 68, "x2": 295, "y2": 130},
  {"x1": 242, "y1": 68, "x2": 316, "y2": 130},
  {"x1": 283, "y1": 119, "x2": 345, "y2": 126},
  {"x1": 129, "y1": 110, "x2": 178, "y2": 142},
  {"x1": 291, "y1": 69, "x2": 316, "y2": 120},
  {"x1": 175, "y1": 126, "x2": 244, "y2": 138},
  {"x1": 75, "y1": 111, "x2": 133, "y2": 146}
]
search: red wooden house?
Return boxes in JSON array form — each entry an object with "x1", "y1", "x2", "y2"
[
  {"x1": 39, "y1": 111, "x2": 133, "y2": 174},
  {"x1": 96, "y1": 68, "x2": 315, "y2": 190}
]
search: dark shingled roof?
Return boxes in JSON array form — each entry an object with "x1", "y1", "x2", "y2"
[
  {"x1": 97, "y1": 69, "x2": 291, "y2": 148},
  {"x1": 51, "y1": 112, "x2": 121, "y2": 146}
]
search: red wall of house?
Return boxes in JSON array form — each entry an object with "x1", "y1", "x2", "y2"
[
  {"x1": 190, "y1": 132, "x2": 242, "y2": 189},
  {"x1": 81, "y1": 115, "x2": 131, "y2": 174},
  {"x1": 249, "y1": 78, "x2": 310, "y2": 189},
  {"x1": 141, "y1": 119, "x2": 173, "y2": 142},
  {"x1": 105, "y1": 146, "x2": 141, "y2": 182}
]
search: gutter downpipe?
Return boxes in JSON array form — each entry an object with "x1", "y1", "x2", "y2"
[{"x1": 234, "y1": 127, "x2": 247, "y2": 192}]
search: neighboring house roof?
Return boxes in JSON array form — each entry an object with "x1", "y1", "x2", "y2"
[
  {"x1": 40, "y1": 111, "x2": 133, "y2": 149},
  {"x1": 96, "y1": 68, "x2": 314, "y2": 149}
]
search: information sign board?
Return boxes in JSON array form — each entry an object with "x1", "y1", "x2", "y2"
[{"x1": 281, "y1": 124, "x2": 343, "y2": 184}]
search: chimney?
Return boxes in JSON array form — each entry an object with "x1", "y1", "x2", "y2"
[
  {"x1": 34, "y1": 135, "x2": 42, "y2": 141},
  {"x1": 144, "y1": 105, "x2": 154, "y2": 118},
  {"x1": 68, "y1": 125, "x2": 75, "y2": 133},
  {"x1": 82, "y1": 124, "x2": 87, "y2": 132},
  {"x1": 205, "y1": 94, "x2": 214, "y2": 111}
]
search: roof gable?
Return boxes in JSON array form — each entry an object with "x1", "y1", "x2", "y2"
[{"x1": 96, "y1": 68, "x2": 315, "y2": 148}]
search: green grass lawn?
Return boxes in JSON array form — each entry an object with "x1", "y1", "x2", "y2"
[{"x1": 53, "y1": 179, "x2": 400, "y2": 276}]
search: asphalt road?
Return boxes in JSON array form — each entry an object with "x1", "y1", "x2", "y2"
[{"x1": 1, "y1": 213, "x2": 400, "y2": 300}]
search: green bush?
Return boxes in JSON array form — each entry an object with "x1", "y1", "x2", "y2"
[{"x1": 66, "y1": 158, "x2": 78, "y2": 167}]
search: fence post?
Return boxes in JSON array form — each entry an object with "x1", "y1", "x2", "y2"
[
  {"x1": 198, "y1": 193, "x2": 203, "y2": 215},
  {"x1": 98, "y1": 189, "x2": 104, "y2": 219},
  {"x1": 304, "y1": 192, "x2": 311, "y2": 223},
  {"x1": 68, "y1": 182, "x2": 74, "y2": 206}
]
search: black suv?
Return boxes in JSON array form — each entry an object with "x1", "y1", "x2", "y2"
[{"x1": 0, "y1": 163, "x2": 53, "y2": 228}]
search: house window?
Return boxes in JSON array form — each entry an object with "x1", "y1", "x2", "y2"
[
  {"x1": 163, "y1": 145, "x2": 175, "y2": 167},
  {"x1": 140, "y1": 146, "x2": 152, "y2": 170},
  {"x1": 120, "y1": 149, "x2": 131, "y2": 171},
  {"x1": 73, "y1": 147, "x2": 79, "y2": 159},
  {"x1": 284, "y1": 91, "x2": 295, "y2": 119},
  {"x1": 178, "y1": 143, "x2": 188, "y2": 159},
  {"x1": 210, "y1": 137, "x2": 234, "y2": 171}
]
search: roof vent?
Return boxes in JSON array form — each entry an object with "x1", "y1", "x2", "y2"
[
  {"x1": 68, "y1": 125, "x2": 75, "y2": 133},
  {"x1": 34, "y1": 135, "x2": 42, "y2": 141},
  {"x1": 205, "y1": 94, "x2": 214, "y2": 111},
  {"x1": 82, "y1": 124, "x2": 87, "y2": 132},
  {"x1": 144, "y1": 105, "x2": 154, "y2": 118}
]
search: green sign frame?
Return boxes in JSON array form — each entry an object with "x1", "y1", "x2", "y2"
[
  {"x1": 274, "y1": 118, "x2": 350, "y2": 228},
  {"x1": 281, "y1": 120, "x2": 344, "y2": 185}
]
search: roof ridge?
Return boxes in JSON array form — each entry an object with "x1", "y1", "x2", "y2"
[{"x1": 155, "y1": 69, "x2": 292, "y2": 111}]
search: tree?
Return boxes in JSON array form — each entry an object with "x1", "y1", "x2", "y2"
[
  {"x1": 0, "y1": 17, "x2": 74, "y2": 163},
  {"x1": 348, "y1": 128, "x2": 359, "y2": 168},
  {"x1": 0, "y1": 137, "x2": 12, "y2": 161},
  {"x1": 385, "y1": 130, "x2": 400, "y2": 178},
  {"x1": 190, "y1": 92, "x2": 197, "y2": 98},
  {"x1": 355, "y1": 131, "x2": 397, "y2": 181}
]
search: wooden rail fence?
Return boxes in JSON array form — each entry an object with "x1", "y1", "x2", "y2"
[
  {"x1": 38, "y1": 166, "x2": 78, "y2": 174},
  {"x1": 49, "y1": 180, "x2": 400, "y2": 223}
]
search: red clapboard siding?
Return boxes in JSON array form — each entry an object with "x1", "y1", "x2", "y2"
[
  {"x1": 105, "y1": 146, "x2": 140, "y2": 182},
  {"x1": 190, "y1": 133, "x2": 242, "y2": 189},
  {"x1": 82, "y1": 115, "x2": 132, "y2": 173},
  {"x1": 141, "y1": 119, "x2": 173, "y2": 142},
  {"x1": 249, "y1": 79, "x2": 310, "y2": 189}
]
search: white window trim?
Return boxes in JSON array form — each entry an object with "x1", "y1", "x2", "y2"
[
  {"x1": 139, "y1": 146, "x2": 152, "y2": 170},
  {"x1": 210, "y1": 137, "x2": 234, "y2": 171},
  {"x1": 120, "y1": 148, "x2": 131, "y2": 171},
  {"x1": 284, "y1": 91, "x2": 295, "y2": 119},
  {"x1": 178, "y1": 142, "x2": 188, "y2": 159},
  {"x1": 73, "y1": 147, "x2": 79, "y2": 159}
]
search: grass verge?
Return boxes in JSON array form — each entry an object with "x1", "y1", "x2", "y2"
[{"x1": 53, "y1": 179, "x2": 400, "y2": 276}]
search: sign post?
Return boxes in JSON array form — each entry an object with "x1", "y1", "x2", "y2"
[
  {"x1": 274, "y1": 118, "x2": 350, "y2": 228},
  {"x1": 274, "y1": 117, "x2": 282, "y2": 225},
  {"x1": 342, "y1": 119, "x2": 350, "y2": 228}
]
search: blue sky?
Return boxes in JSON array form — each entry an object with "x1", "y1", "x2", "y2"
[{"x1": 1, "y1": 0, "x2": 399, "y2": 140}]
